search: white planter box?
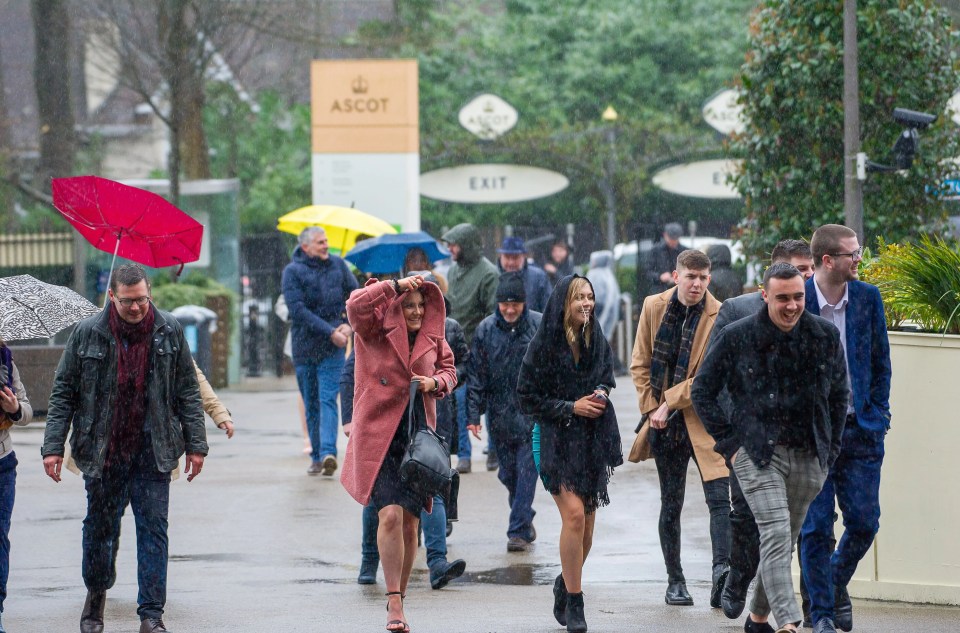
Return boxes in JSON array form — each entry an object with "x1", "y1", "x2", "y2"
[{"x1": 847, "y1": 331, "x2": 960, "y2": 604}]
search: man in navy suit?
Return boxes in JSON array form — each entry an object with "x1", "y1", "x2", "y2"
[{"x1": 799, "y1": 224, "x2": 891, "y2": 633}]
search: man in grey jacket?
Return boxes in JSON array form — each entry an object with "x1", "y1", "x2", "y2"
[{"x1": 42, "y1": 263, "x2": 207, "y2": 633}]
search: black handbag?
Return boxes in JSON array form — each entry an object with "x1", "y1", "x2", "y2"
[{"x1": 400, "y1": 380, "x2": 455, "y2": 499}]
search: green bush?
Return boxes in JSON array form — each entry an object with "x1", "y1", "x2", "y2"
[
  {"x1": 150, "y1": 272, "x2": 238, "y2": 339},
  {"x1": 861, "y1": 237, "x2": 960, "y2": 334}
]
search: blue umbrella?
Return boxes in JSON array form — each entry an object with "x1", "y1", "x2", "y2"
[{"x1": 344, "y1": 231, "x2": 450, "y2": 273}]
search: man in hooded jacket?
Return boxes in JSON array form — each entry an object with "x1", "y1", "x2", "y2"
[{"x1": 441, "y1": 223, "x2": 498, "y2": 473}]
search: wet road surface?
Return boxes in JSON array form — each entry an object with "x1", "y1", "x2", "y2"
[{"x1": 6, "y1": 377, "x2": 957, "y2": 631}]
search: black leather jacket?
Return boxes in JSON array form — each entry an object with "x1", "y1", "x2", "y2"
[
  {"x1": 692, "y1": 307, "x2": 848, "y2": 470},
  {"x1": 42, "y1": 305, "x2": 207, "y2": 477}
]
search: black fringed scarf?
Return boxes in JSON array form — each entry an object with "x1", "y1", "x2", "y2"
[{"x1": 518, "y1": 274, "x2": 622, "y2": 512}]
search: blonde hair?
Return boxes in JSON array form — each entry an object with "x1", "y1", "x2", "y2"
[{"x1": 563, "y1": 277, "x2": 593, "y2": 359}]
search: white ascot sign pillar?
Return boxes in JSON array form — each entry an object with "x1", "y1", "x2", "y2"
[{"x1": 310, "y1": 60, "x2": 419, "y2": 230}]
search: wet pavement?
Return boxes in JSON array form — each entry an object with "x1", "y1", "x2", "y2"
[{"x1": 6, "y1": 375, "x2": 958, "y2": 632}]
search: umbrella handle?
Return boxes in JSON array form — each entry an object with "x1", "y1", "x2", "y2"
[
  {"x1": 103, "y1": 234, "x2": 122, "y2": 309},
  {"x1": 174, "y1": 259, "x2": 185, "y2": 277}
]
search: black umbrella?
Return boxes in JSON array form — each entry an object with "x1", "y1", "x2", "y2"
[{"x1": 0, "y1": 275, "x2": 100, "y2": 341}]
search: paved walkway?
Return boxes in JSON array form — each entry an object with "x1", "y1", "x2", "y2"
[{"x1": 5, "y1": 376, "x2": 956, "y2": 631}]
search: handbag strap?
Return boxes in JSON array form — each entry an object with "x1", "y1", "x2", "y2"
[{"x1": 406, "y1": 379, "x2": 420, "y2": 440}]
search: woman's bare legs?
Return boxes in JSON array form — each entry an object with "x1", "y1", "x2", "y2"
[
  {"x1": 297, "y1": 394, "x2": 310, "y2": 454},
  {"x1": 553, "y1": 488, "x2": 597, "y2": 593},
  {"x1": 378, "y1": 505, "x2": 419, "y2": 630}
]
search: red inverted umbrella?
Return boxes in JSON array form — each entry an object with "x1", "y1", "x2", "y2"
[{"x1": 52, "y1": 176, "x2": 203, "y2": 276}]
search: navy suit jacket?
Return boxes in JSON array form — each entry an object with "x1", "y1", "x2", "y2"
[{"x1": 805, "y1": 276, "x2": 892, "y2": 437}]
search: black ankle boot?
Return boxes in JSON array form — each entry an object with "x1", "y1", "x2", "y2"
[
  {"x1": 80, "y1": 590, "x2": 106, "y2": 633},
  {"x1": 552, "y1": 574, "x2": 568, "y2": 626},
  {"x1": 565, "y1": 592, "x2": 587, "y2": 633}
]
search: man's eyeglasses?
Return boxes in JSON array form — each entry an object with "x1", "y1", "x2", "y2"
[
  {"x1": 828, "y1": 247, "x2": 863, "y2": 260},
  {"x1": 116, "y1": 296, "x2": 150, "y2": 308}
]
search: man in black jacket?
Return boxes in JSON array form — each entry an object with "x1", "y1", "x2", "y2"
[
  {"x1": 42, "y1": 263, "x2": 207, "y2": 633},
  {"x1": 693, "y1": 263, "x2": 848, "y2": 633},
  {"x1": 706, "y1": 239, "x2": 815, "y2": 622},
  {"x1": 467, "y1": 272, "x2": 542, "y2": 552},
  {"x1": 643, "y1": 222, "x2": 688, "y2": 297}
]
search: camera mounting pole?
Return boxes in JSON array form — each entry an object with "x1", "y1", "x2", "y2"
[{"x1": 842, "y1": 0, "x2": 864, "y2": 240}]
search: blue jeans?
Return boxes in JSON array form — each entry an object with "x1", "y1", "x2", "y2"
[
  {"x1": 454, "y1": 385, "x2": 471, "y2": 460},
  {"x1": 82, "y1": 468, "x2": 171, "y2": 620},
  {"x1": 491, "y1": 434, "x2": 537, "y2": 540},
  {"x1": 296, "y1": 354, "x2": 345, "y2": 462},
  {"x1": 0, "y1": 453, "x2": 17, "y2": 613},
  {"x1": 361, "y1": 497, "x2": 449, "y2": 571},
  {"x1": 800, "y1": 422, "x2": 884, "y2": 625}
]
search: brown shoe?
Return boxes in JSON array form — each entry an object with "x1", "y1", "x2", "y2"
[
  {"x1": 307, "y1": 462, "x2": 323, "y2": 475},
  {"x1": 80, "y1": 590, "x2": 106, "y2": 633},
  {"x1": 507, "y1": 536, "x2": 530, "y2": 552},
  {"x1": 320, "y1": 454, "x2": 338, "y2": 476},
  {"x1": 139, "y1": 617, "x2": 170, "y2": 633}
]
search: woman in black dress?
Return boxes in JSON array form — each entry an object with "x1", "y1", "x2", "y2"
[{"x1": 517, "y1": 275, "x2": 622, "y2": 633}]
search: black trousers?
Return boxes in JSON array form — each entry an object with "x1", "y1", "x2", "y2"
[
  {"x1": 727, "y1": 467, "x2": 761, "y2": 594},
  {"x1": 651, "y1": 429, "x2": 731, "y2": 582}
]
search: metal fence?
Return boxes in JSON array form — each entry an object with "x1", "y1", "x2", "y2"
[
  {"x1": 240, "y1": 233, "x2": 294, "y2": 377},
  {"x1": 0, "y1": 232, "x2": 73, "y2": 267}
]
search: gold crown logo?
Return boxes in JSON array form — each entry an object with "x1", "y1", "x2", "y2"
[{"x1": 351, "y1": 76, "x2": 369, "y2": 94}]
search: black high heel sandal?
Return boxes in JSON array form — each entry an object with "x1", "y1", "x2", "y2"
[{"x1": 385, "y1": 592, "x2": 409, "y2": 633}]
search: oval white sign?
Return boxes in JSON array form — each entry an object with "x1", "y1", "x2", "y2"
[
  {"x1": 652, "y1": 159, "x2": 743, "y2": 199},
  {"x1": 458, "y1": 94, "x2": 519, "y2": 140},
  {"x1": 420, "y1": 164, "x2": 569, "y2": 204}
]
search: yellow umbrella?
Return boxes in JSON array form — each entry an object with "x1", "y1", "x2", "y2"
[{"x1": 277, "y1": 205, "x2": 398, "y2": 254}]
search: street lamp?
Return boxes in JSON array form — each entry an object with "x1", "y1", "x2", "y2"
[{"x1": 600, "y1": 105, "x2": 619, "y2": 250}]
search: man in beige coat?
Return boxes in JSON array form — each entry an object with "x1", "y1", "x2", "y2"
[{"x1": 630, "y1": 249, "x2": 730, "y2": 609}]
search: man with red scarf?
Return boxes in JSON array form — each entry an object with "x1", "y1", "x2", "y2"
[{"x1": 42, "y1": 263, "x2": 207, "y2": 633}]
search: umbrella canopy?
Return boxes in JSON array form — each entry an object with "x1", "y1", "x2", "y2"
[
  {"x1": 344, "y1": 231, "x2": 450, "y2": 273},
  {"x1": 276, "y1": 205, "x2": 398, "y2": 255},
  {"x1": 52, "y1": 176, "x2": 204, "y2": 271},
  {"x1": 0, "y1": 275, "x2": 100, "y2": 341}
]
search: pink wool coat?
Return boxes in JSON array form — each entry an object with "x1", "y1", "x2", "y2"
[{"x1": 341, "y1": 279, "x2": 457, "y2": 508}]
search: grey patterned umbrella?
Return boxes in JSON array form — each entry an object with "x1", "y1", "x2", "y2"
[{"x1": 0, "y1": 275, "x2": 100, "y2": 341}]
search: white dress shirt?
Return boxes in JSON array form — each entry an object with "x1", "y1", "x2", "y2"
[{"x1": 813, "y1": 275, "x2": 854, "y2": 414}]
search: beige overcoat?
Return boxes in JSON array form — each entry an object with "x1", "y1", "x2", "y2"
[{"x1": 630, "y1": 288, "x2": 728, "y2": 481}]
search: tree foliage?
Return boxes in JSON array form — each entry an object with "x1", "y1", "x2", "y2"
[
  {"x1": 204, "y1": 86, "x2": 312, "y2": 233},
  {"x1": 731, "y1": 0, "x2": 960, "y2": 260},
  {"x1": 361, "y1": 0, "x2": 755, "y2": 238}
]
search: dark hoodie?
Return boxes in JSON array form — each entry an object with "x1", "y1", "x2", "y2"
[
  {"x1": 467, "y1": 306, "x2": 542, "y2": 441},
  {"x1": 441, "y1": 223, "x2": 499, "y2": 343},
  {"x1": 705, "y1": 244, "x2": 743, "y2": 302}
]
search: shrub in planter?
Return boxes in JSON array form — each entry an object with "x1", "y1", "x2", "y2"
[{"x1": 861, "y1": 236, "x2": 960, "y2": 334}]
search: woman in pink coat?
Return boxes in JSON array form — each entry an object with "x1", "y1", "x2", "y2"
[{"x1": 342, "y1": 274, "x2": 456, "y2": 633}]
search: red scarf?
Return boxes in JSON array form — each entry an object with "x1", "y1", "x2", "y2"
[{"x1": 105, "y1": 304, "x2": 155, "y2": 469}]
